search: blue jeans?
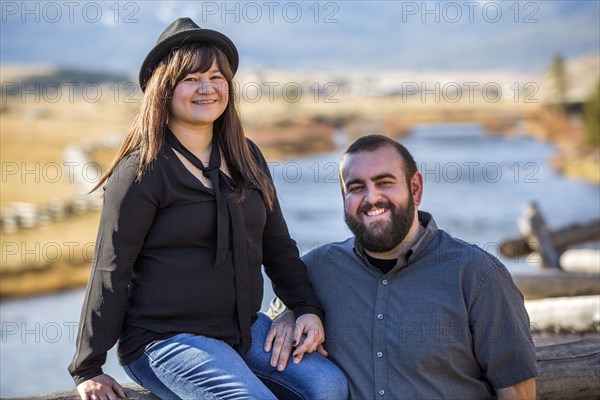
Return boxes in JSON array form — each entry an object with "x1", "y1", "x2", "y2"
[{"x1": 123, "y1": 313, "x2": 349, "y2": 400}]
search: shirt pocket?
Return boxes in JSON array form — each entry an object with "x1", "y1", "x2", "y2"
[{"x1": 393, "y1": 312, "x2": 452, "y2": 371}]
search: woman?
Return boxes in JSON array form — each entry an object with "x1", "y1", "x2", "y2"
[{"x1": 68, "y1": 17, "x2": 348, "y2": 400}]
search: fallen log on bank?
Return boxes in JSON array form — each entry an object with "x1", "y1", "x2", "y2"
[
  {"x1": 513, "y1": 272, "x2": 600, "y2": 300},
  {"x1": 10, "y1": 340, "x2": 600, "y2": 400},
  {"x1": 4, "y1": 384, "x2": 159, "y2": 400},
  {"x1": 500, "y1": 217, "x2": 599, "y2": 259},
  {"x1": 560, "y1": 248, "x2": 600, "y2": 274},
  {"x1": 517, "y1": 202, "x2": 562, "y2": 269},
  {"x1": 536, "y1": 339, "x2": 600, "y2": 400},
  {"x1": 526, "y1": 295, "x2": 600, "y2": 332}
]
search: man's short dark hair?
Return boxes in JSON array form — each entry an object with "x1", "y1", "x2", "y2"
[{"x1": 344, "y1": 134, "x2": 418, "y2": 183}]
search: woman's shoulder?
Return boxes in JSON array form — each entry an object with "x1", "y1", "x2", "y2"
[
  {"x1": 110, "y1": 150, "x2": 143, "y2": 178},
  {"x1": 106, "y1": 149, "x2": 166, "y2": 189},
  {"x1": 245, "y1": 138, "x2": 268, "y2": 168},
  {"x1": 245, "y1": 138, "x2": 262, "y2": 157}
]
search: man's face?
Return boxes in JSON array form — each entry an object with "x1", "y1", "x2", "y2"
[{"x1": 341, "y1": 146, "x2": 420, "y2": 253}]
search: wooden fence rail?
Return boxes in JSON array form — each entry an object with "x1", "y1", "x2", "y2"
[{"x1": 0, "y1": 135, "x2": 122, "y2": 234}]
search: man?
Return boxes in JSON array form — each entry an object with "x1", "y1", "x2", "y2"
[{"x1": 266, "y1": 134, "x2": 537, "y2": 399}]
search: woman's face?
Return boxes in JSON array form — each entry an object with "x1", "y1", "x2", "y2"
[{"x1": 168, "y1": 59, "x2": 229, "y2": 132}]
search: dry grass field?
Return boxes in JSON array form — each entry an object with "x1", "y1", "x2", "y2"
[
  {"x1": 1, "y1": 93, "x2": 138, "y2": 297},
  {"x1": 1, "y1": 97, "x2": 137, "y2": 204}
]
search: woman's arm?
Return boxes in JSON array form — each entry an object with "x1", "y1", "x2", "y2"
[
  {"x1": 247, "y1": 141, "x2": 327, "y2": 366},
  {"x1": 68, "y1": 153, "x2": 159, "y2": 395},
  {"x1": 247, "y1": 140, "x2": 324, "y2": 320}
]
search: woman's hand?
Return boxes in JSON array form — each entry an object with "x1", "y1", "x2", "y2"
[
  {"x1": 264, "y1": 311, "x2": 327, "y2": 371},
  {"x1": 76, "y1": 374, "x2": 127, "y2": 400},
  {"x1": 291, "y1": 313, "x2": 327, "y2": 364},
  {"x1": 264, "y1": 310, "x2": 296, "y2": 371}
]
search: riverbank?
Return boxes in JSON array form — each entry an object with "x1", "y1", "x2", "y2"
[{"x1": 522, "y1": 108, "x2": 600, "y2": 185}]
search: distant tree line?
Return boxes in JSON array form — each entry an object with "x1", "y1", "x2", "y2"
[
  {"x1": 548, "y1": 53, "x2": 599, "y2": 146},
  {"x1": 1, "y1": 68, "x2": 132, "y2": 97}
]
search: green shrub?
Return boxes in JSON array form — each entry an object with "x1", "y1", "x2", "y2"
[{"x1": 584, "y1": 80, "x2": 600, "y2": 145}]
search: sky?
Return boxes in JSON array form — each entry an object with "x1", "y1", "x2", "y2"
[{"x1": 1, "y1": 0, "x2": 599, "y2": 76}]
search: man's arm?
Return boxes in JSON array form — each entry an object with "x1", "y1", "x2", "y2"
[
  {"x1": 468, "y1": 257, "x2": 539, "y2": 391},
  {"x1": 496, "y1": 378, "x2": 536, "y2": 400}
]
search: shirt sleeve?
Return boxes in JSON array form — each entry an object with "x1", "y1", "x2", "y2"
[
  {"x1": 68, "y1": 153, "x2": 159, "y2": 386},
  {"x1": 266, "y1": 246, "x2": 323, "y2": 318},
  {"x1": 468, "y1": 254, "x2": 539, "y2": 389},
  {"x1": 247, "y1": 140, "x2": 324, "y2": 321}
]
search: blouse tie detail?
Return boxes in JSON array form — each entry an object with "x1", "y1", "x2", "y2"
[{"x1": 166, "y1": 130, "x2": 253, "y2": 353}]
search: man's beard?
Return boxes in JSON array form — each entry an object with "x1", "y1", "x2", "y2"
[{"x1": 344, "y1": 197, "x2": 415, "y2": 253}]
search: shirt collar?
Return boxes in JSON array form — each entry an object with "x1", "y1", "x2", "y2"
[{"x1": 408, "y1": 211, "x2": 438, "y2": 261}]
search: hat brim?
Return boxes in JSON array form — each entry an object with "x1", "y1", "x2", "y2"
[{"x1": 138, "y1": 29, "x2": 239, "y2": 91}]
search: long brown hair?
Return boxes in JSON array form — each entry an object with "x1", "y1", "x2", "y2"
[{"x1": 93, "y1": 43, "x2": 275, "y2": 209}]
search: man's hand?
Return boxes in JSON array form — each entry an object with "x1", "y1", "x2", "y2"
[
  {"x1": 76, "y1": 373, "x2": 127, "y2": 400},
  {"x1": 291, "y1": 313, "x2": 327, "y2": 364}
]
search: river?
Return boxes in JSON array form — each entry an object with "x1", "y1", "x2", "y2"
[{"x1": 1, "y1": 123, "x2": 598, "y2": 397}]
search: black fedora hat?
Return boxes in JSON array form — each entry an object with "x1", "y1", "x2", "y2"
[{"x1": 138, "y1": 17, "x2": 239, "y2": 91}]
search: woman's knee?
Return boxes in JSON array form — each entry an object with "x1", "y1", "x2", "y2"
[
  {"x1": 250, "y1": 313, "x2": 349, "y2": 400},
  {"x1": 130, "y1": 333, "x2": 278, "y2": 399},
  {"x1": 304, "y1": 365, "x2": 349, "y2": 400},
  {"x1": 281, "y1": 355, "x2": 349, "y2": 400}
]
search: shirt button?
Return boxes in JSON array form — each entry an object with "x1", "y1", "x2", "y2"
[
  {"x1": 377, "y1": 313, "x2": 384, "y2": 320},
  {"x1": 378, "y1": 389, "x2": 385, "y2": 396},
  {"x1": 382, "y1": 279, "x2": 388, "y2": 285},
  {"x1": 377, "y1": 351, "x2": 383, "y2": 358}
]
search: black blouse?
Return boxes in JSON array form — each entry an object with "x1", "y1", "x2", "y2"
[{"x1": 68, "y1": 140, "x2": 324, "y2": 386}]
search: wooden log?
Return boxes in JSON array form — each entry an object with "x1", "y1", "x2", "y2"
[
  {"x1": 518, "y1": 202, "x2": 561, "y2": 269},
  {"x1": 13, "y1": 340, "x2": 600, "y2": 400},
  {"x1": 3, "y1": 383, "x2": 159, "y2": 400},
  {"x1": 526, "y1": 295, "x2": 600, "y2": 333},
  {"x1": 0, "y1": 208, "x2": 18, "y2": 234},
  {"x1": 48, "y1": 198, "x2": 67, "y2": 220},
  {"x1": 536, "y1": 338, "x2": 600, "y2": 400},
  {"x1": 560, "y1": 249, "x2": 600, "y2": 274},
  {"x1": 37, "y1": 204, "x2": 52, "y2": 225},
  {"x1": 13, "y1": 202, "x2": 40, "y2": 229},
  {"x1": 500, "y1": 219, "x2": 600, "y2": 258},
  {"x1": 513, "y1": 272, "x2": 600, "y2": 300},
  {"x1": 71, "y1": 197, "x2": 89, "y2": 215}
]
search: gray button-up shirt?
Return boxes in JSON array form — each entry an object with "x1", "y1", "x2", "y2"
[{"x1": 301, "y1": 211, "x2": 538, "y2": 399}]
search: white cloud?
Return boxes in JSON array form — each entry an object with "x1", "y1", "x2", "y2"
[{"x1": 156, "y1": 1, "x2": 177, "y2": 23}]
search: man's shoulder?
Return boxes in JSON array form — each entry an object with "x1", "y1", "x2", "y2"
[
  {"x1": 431, "y1": 230, "x2": 518, "y2": 304},
  {"x1": 302, "y1": 237, "x2": 355, "y2": 268},
  {"x1": 436, "y1": 229, "x2": 499, "y2": 258},
  {"x1": 432, "y1": 229, "x2": 507, "y2": 274}
]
